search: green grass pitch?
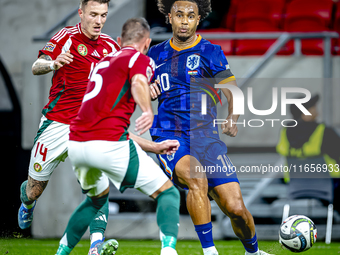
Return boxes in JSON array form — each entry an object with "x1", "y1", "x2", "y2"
[{"x1": 0, "y1": 239, "x2": 339, "y2": 255}]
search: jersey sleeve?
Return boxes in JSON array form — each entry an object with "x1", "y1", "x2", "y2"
[
  {"x1": 209, "y1": 45, "x2": 236, "y2": 84},
  {"x1": 129, "y1": 54, "x2": 155, "y2": 84},
  {"x1": 38, "y1": 28, "x2": 69, "y2": 59}
]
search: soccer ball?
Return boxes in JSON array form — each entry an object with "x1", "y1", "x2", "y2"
[{"x1": 279, "y1": 215, "x2": 317, "y2": 253}]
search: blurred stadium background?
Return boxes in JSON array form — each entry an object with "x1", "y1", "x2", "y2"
[{"x1": 1, "y1": 0, "x2": 340, "y2": 244}]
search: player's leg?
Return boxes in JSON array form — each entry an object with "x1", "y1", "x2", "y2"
[
  {"x1": 18, "y1": 117, "x2": 68, "y2": 229},
  {"x1": 56, "y1": 141, "x2": 117, "y2": 255},
  {"x1": 128, "y1": 140, "x2": 180, "y2": 255},
  {"x1": 56, "y1": 187, "x2": 113, "y2": 255},
  {"x1": 206, "y1": 145, "x2": 272, "y2": 255},
  {"x1": 209, "y1": 182, "x2": 258, "y2": 250},
  {"x1": 149, "y1": 180, "x2": 180, "y2": 255},
  {"x1": 174, "y1": 156, "x2": 216, "y2": 255},
  {"x1": 155, "y1": 136, "x2": 215, "y2": 254}
]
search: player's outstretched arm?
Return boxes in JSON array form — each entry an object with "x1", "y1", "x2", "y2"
[
  {"x1": 131, "y1": 74, "x2": 154, "y2": 135},
  {"x1": 129, "y1": 132, "x2": 180, "y2": 155},
  {"x1": 32, "y1": 51, "x2": 73, "y2": 75},
  {"x1": 221, "y1": 80, "x2": 239, "y2": 137}
]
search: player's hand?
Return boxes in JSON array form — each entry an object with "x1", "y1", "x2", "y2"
[
  {"x1": 222, "y1": 116, "x2": 238, "y2": 137},
  {"x1": 135, "y1": 111, "x2": 154, "y2": 135},
  {"x1": 154, "y1": 140, "x2": 180, "y2": 155},
  {"x1": 53, "y1": 50, "x2": 73, "y2": 70},
  {"x1": 150, "y1": 80, "x2": 161, "y2": 100}
]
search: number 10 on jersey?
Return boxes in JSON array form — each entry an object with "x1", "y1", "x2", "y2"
[{"x1": 157, "y1": 73, "x2": 170, "y2": 92}]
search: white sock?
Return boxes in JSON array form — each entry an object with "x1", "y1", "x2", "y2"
[
  {"x1": 90, "y1": 232, "x2": 103, "y2": 244},
  {"x1": 160, "y1": 246, "x2": 178, "y2": 255},
  {"x1": 245, "y1": 250, "x2": 259, "y2": 255},
  {"x1": 203, "y1": 246, "x2": 218, "y2": 255}
]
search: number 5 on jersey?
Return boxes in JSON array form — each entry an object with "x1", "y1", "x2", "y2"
[{"x1": 83, "y1": 61, "x2": 110, "y2": 103}]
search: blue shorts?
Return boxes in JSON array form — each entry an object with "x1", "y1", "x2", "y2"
[{"x1": 153, "y1": 136, "x2": 239, "y2": 189}]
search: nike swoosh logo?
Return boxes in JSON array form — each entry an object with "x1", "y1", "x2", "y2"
[
  {"x1": 226, "y1": 172, "x2": 234, "y2": 177},
  {"x1": 202, "y1": 229, "x2": 212, "y2": 234},
  {"x1": 156, "y1": 63, "x2": 166, "y2": 69}
]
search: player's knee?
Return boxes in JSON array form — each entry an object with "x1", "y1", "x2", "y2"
[
  {"x1": 187, "y1": 177, "x2": 208, "y2": 193},
  {"x1": 227, "y1": 204, "x2": 248, "y2": 221}
]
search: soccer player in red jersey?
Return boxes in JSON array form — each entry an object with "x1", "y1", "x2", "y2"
[
  {"x1": 62, "y1": 18, "x2": 180, "y2": 255},
  {"x1": 18, "y1": 0, "x2": 120, "y2": 253}
]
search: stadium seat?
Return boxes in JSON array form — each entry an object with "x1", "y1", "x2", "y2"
[
  {"x1": 283, "y1": 0, "x2": 334, "y2": 55},
  {"x1": 233, "y1": 0, "x2": 285, "y2": 55},
  {"x1": 223, "y1": 0, "x2": 238, "y2": 30},
  {"x1": 197, "y1": 28, "x2": 234, "y2": 55},
  {"x1": 332, "y1": 2, "x2": 340, "y2": 55}
]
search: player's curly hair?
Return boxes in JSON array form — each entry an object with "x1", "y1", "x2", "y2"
[
  {"x1": 80, "y1": 0, "x2": 110, "y2": 9},
  {"x1": 157, "y1": 0, "x2": 211, "y2": 24}
]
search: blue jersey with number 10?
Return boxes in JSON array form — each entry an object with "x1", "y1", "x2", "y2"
[{"x1": 148, "y1": 35, "x2": 235, "y2": 139}]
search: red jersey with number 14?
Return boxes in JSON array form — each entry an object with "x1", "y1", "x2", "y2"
[
  {"x1": 39, "y1": 23, "x2": 120, "y2": 124},
  {"x1": 69, "y1": 47, "x2": 155, "y2": 142}
]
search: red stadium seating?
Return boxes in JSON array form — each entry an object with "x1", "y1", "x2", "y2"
[
  {"x1": 283, "y1": 0, "x2": 334, "y2": 55},
  {"x1": 233, "y1": 0, "x2": 285, "y2": 55},
  {"x1": 333, "y1": 1, "x2": 340, "y2": 55},
  {"x1": 197, "y1": 29, "x2": 234, "y2": 55},
  {"x1": 223, "y1": 0, "x2": 238, "y2": 30}
]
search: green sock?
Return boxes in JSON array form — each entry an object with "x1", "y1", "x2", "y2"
[
  {"x1": 155, "y1": 186, "x2": 180, "y2": 249},
  {"x1": 59, "y1": 194, "x2": 108, "y2": 249},
  {"x1": 89, "y1": 195, "x2": 109, "y2": 241}
]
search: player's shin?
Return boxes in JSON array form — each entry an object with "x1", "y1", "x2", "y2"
[
  {"x1": 89, "y1": 195, "x2": 109, "y2": 248},
  {"x1": 20, "y1": 180, "x2": 35, "y2": 206},
  {"x1": 56, "y1": 194, "x2": 109, "y2": 253},
  {"x1": 155, "y1": 186, "x2": 180, "y2": 251}
]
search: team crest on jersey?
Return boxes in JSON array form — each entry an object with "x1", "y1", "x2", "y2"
[
  {"x1": 78, "y1": 44, "x2": 88, "y2": 56},
  {"x1": 33, "y1": 163, "x2": 42, "y2": 172},
  {"x1": 43, "y1": 42, "x2": 56, "y2": 52},
  {"x1": 167, "y1": 152, "x2": 175, "y2": 161},
  {"x1": 103, "y1": 49, "x2": 108, "y2": 57},
  {"x1": 146, "y1": 66, "x2": 153, "y2": 83},
  {"x1": 186, "y1": 54, "x2": 200, "y2": 70}
]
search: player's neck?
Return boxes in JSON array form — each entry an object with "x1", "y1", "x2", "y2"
[
  {"x1": 172, "y1": 34, "x2": 198, "y2": 49},
  {"x1": 81, "y1": 27, "x2": 99, "y2": 40}
]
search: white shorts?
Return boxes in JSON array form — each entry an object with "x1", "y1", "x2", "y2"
[
  {"x1": 68, "y1": 139, "x2": 169, "y2": 197},
  {"x1": 28, "y1": 116, "x2": 69, "y2": 181},
  {"x1": 28, "y1": 116, "x2": 109, "y2": 193}
]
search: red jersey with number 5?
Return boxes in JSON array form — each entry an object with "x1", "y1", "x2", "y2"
[
  {"x1": 39, "y1": 23, "x2": 120, "y2": 124},
  {"x1": 70, "y1": 47, "x2": 155, "y2": 142}
]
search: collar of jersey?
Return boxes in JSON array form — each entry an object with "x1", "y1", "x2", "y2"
[{"x1": 169, "y1": 34, "x2": 202, "y2": 51}]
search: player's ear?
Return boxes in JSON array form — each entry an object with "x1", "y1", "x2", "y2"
[
  {"x1": 197, "y1": 15, "x2": 201, "y2": 26},
  {"x1": 168, "y1": 13, "x2": 172, "y2": 24},
  {"x1": 117, "y1": 36, "x2": 122, "y2": 47},
  {"x1": 78, "y1": 8, "x2": 83, "y2": 19}
]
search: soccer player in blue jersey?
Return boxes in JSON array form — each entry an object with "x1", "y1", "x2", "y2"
[{"x1": 148, "y1": 1, "x2": 273, "y2": 255}]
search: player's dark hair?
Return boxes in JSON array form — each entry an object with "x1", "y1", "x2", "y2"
[
  {"x1": 157, "y1": 0, "x2": 211, "y2": 23},
  {"x1": 121, "y1": 18, "x2": 150, "y2": 45},
  {"x1": 80, "y1": 0, "x2": 110, "y2": 9}
]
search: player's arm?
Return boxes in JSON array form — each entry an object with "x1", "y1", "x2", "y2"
[
  {"x1": 131, "y1": 74, "x2": 154, "y2": 135},
  {"x1": 221, "y1": 80, "x2": 239, "y2": 137},
  {"x1": 32, "y1": 51, "x2": 73, "y2": 75},
  {"x1": 129, "y1": 132, "x2": 179, "y2": 155}
]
